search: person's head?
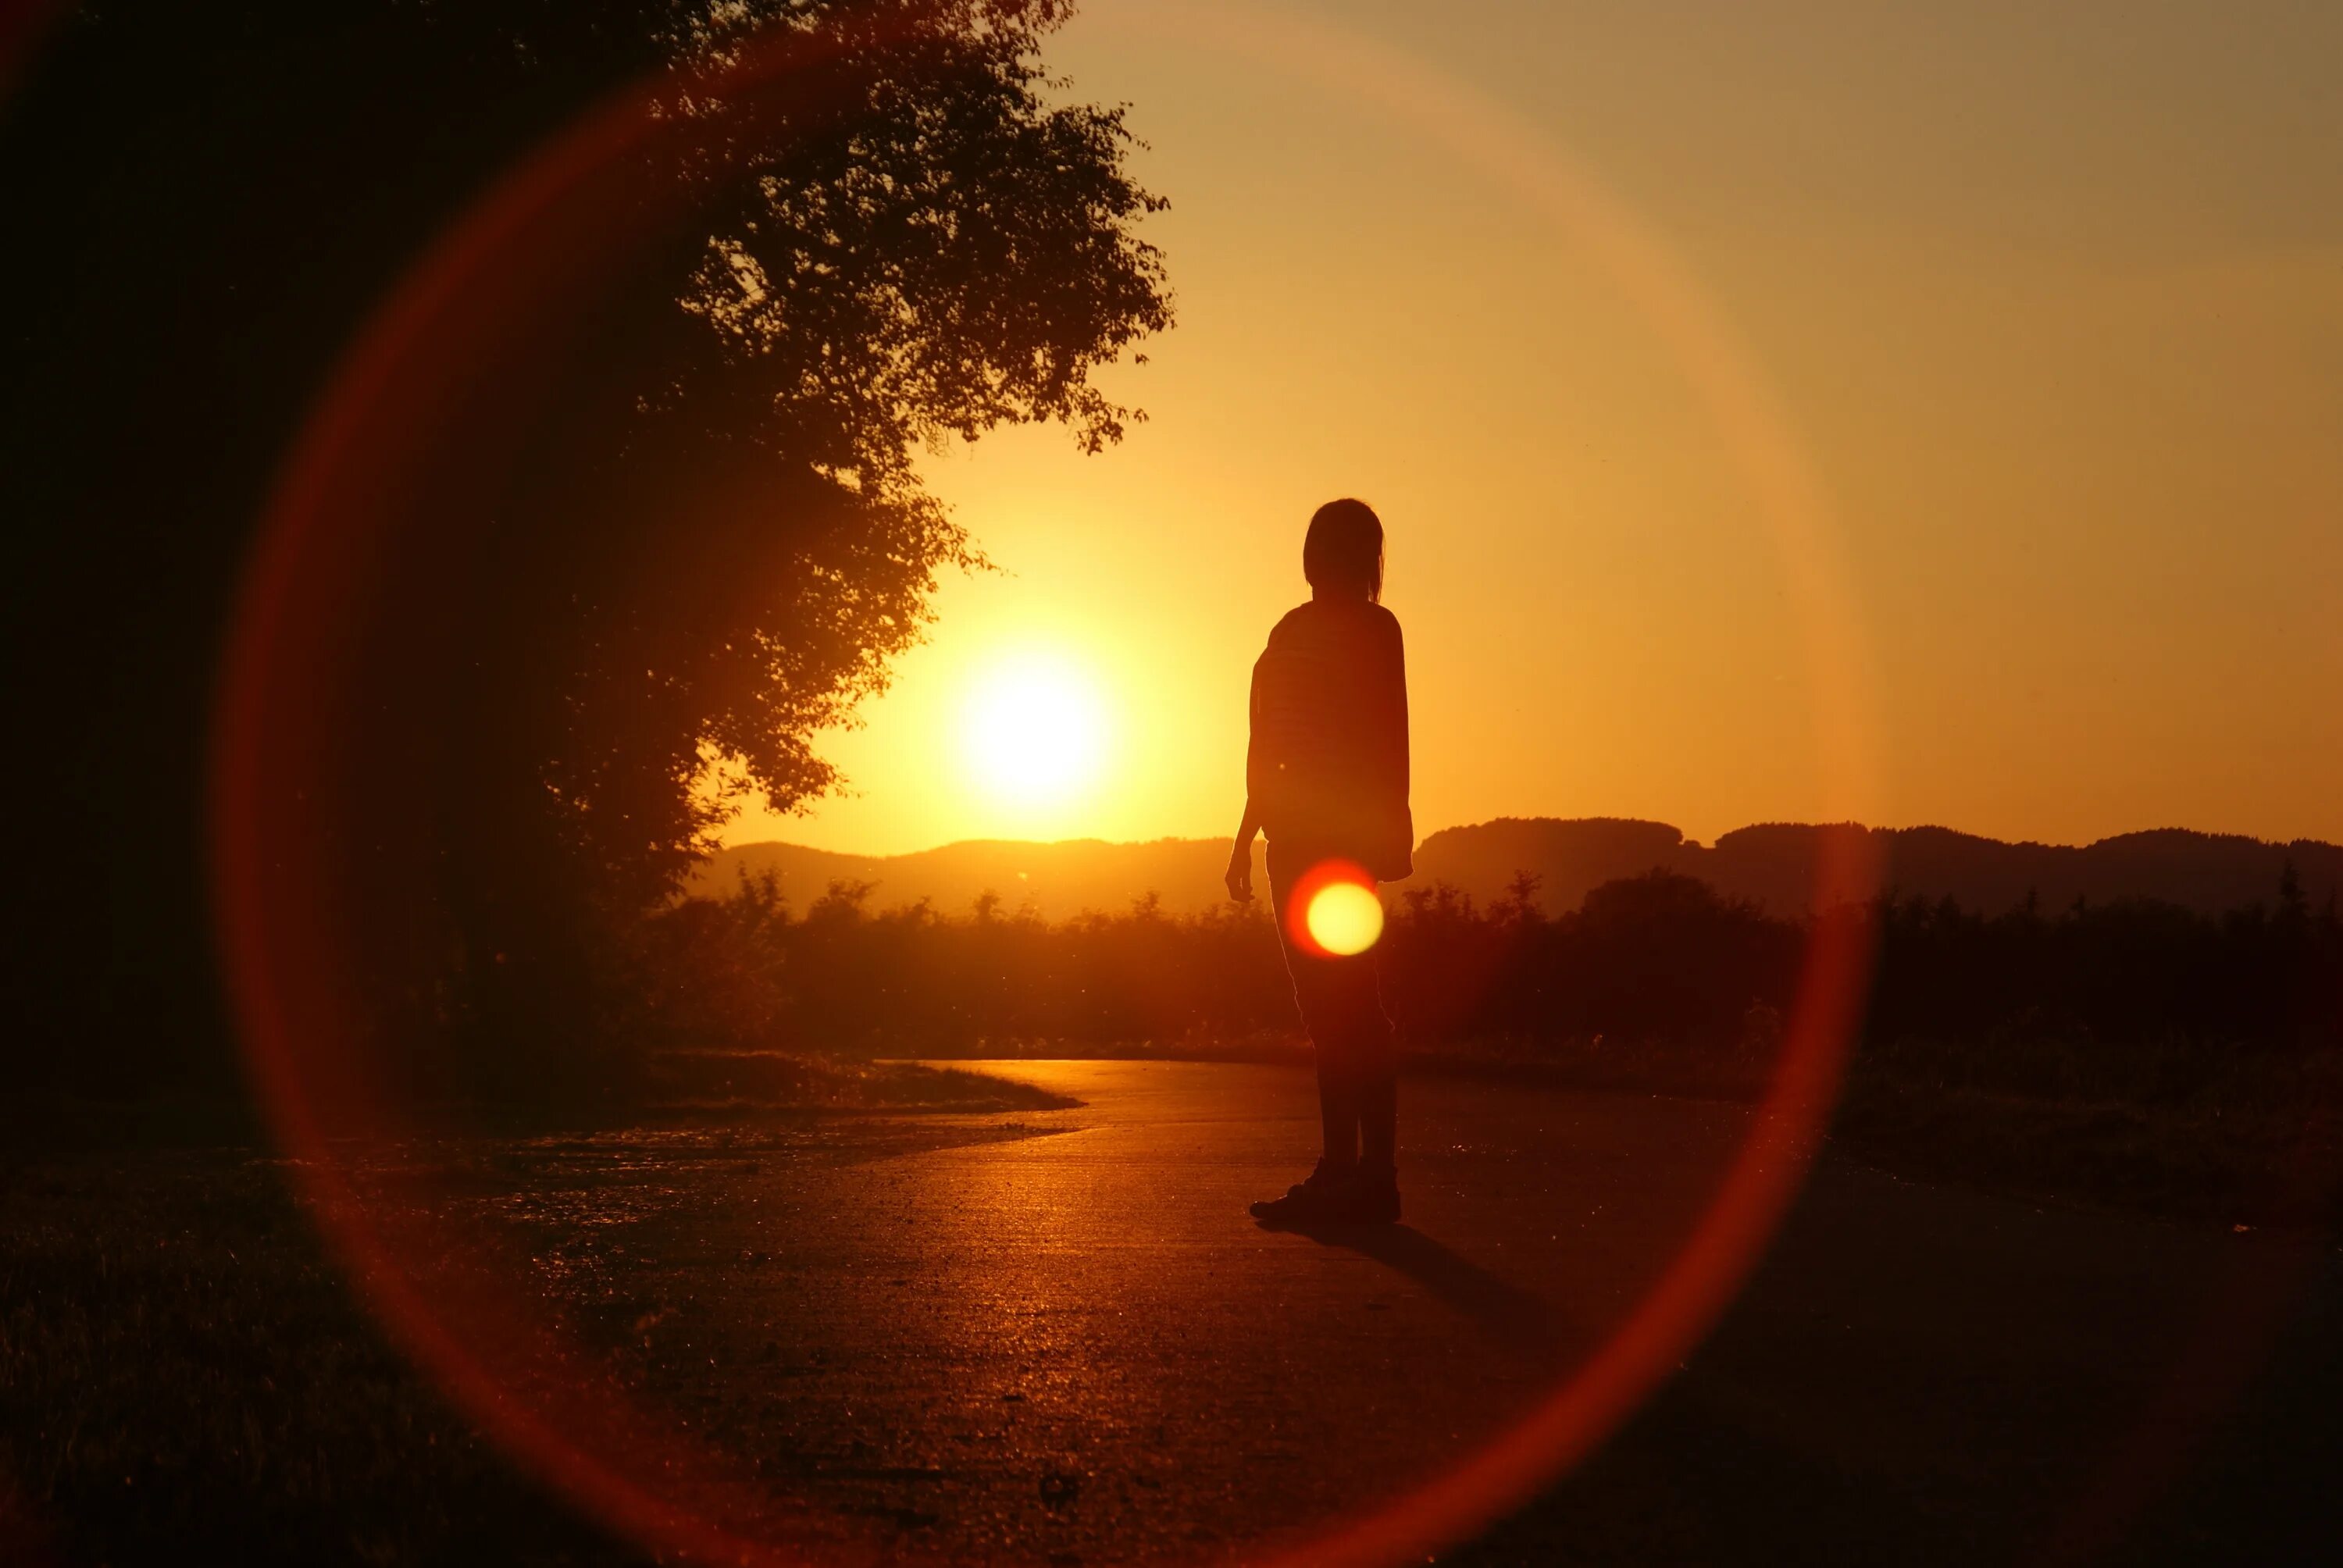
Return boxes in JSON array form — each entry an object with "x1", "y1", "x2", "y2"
[{"x1": 1303, "y1": 497, "x2": 1385, "y2": 603}]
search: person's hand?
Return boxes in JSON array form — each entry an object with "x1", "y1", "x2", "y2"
[{"x1": 1225, "y1": 843, "x2": 1254, "y2": 903}]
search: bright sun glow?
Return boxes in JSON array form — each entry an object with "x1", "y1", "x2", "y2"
[
  {"x1": 1305, "y1": 879, "x2": 1385, "y2": 957},
  {"x1": 961, "y1": 652, "x2": 1108, "y2": 807}
]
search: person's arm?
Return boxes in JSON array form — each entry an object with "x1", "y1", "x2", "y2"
[
  {"x1": 1388, "y1": 618, "x2": 1410, "y2": 806},
  {"x1": 1226, "y1": 800, "x2": 1261, "y2": 903},
  {"x1": 1229, "y1": 653, "x2": 1265, "y2": 903},
  {"x1": 1380, "y1": 615, "x2": 1413, "y2": 879}
]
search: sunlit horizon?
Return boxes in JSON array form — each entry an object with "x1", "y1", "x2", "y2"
[{"x1": 718, "y1": 0, "x2": 2339, "y2": 861}]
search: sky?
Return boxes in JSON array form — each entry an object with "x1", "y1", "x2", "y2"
[{"x1": 726, "y1": 0, "x2": 2343, "y2": 856}]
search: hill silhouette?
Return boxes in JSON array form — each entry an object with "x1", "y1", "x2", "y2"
[
  {"x1": 694, "y1": 837, "x2": 1252, "y2": 921},
  {"x1": 694, "y1": 818, "x2": 2342, "y2": 921},
  {"x1": 1422, "y1": 818, "x2": 2343, "y2": 918}
]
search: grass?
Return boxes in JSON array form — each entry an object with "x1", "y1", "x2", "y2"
[
  {"x1": 0, "y1": 1148, "x2": 641, "y2": 1566},
  {"x1": 1835, "y1": 1036, "x2": 2343, "y2": 1228},
  {"x1": 1402, "y1": 1033, "x2": 2342, "y2": 1230}
]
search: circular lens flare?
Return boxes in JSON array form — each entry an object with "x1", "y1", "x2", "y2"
[
  {"x1": 1285, "y1": 858, "x2": 1384, "y2": 958},
  {"x1": 1306, "y1": 878, "x2": 1384, "y2": 956}
]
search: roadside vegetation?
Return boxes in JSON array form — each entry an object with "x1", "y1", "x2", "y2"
[
  {"x1": 0, "y1": 1151, "x2": 639, "y2": 1566},
  {"x1": 637, "y1": 863, "x2": 2343, "y2": 1225}
]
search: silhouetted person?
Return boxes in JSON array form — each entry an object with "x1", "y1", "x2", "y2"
[{"x1": 1227, "y1": 499, "x2": 1412, "y2": 1224}]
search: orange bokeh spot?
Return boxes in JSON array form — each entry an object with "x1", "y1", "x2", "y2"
[
  {"x1": 1286, "y1": 859, "x2": 1384, "y2": 957},
  {"x1": 1307, "y1": 879, "x2": 1384, "y2": 956}
]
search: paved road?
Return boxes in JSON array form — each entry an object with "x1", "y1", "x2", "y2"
[{"x1": 426, "y1": 1061, "x2": 2341, "y2": 1565}]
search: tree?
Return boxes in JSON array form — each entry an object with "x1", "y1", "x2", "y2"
[
  {"x1": 5, "y1": 2, "x2": 1170, "y2": 1096},
  {"x1": 445, "y1": 9, "x2": 1167, "y2": 1074},
  {"x1": 514, "y1": 2, "x2": 1171, "y2": 911}
]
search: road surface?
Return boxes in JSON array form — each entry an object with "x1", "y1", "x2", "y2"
[{"x1": 404, "y1": 1061, "x2": 2341, "y2": 1565}]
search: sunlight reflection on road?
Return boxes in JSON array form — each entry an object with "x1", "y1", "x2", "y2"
[{"x1": 337, "y1": 1061, "x2": 1752, "y2": 1562}]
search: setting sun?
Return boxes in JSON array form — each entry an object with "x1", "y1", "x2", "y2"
[{"x1": 960, "y1": 651, "x2": 1110, "y2": 807}]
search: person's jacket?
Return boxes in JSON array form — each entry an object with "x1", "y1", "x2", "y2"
[{"x1": 1246, "y1": 597, "x2": 1412, "y2": 882}]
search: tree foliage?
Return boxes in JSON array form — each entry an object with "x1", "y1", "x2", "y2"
[
  {"x1": 276, "y1": 2, "x2": 1176, "y2": 1073},
  {"x1": 4, "y1": 2, "x2": 1172, "y2": 1094},
  {"x1": 519, "y1": 1, "x2": 1173, "y2": 914}
]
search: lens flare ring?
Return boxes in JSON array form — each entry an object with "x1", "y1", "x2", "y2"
[{"x1": 209, "y1": 7, "x2": 1885, "y2": 1566}]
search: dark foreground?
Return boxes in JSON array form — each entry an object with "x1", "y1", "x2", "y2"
[{"x1": 5, "y1": 1062, "x2": 2338, "y2": 1565}]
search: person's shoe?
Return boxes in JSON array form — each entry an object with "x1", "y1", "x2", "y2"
[{"x1": 1249, "y1": 1158, "x2": 1353, "y2": 1224}]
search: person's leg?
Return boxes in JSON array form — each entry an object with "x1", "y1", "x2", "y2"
[
  {"x1": 1309, "y1": 954, "x2": 1399, "y2": 1221},
  {"x1": 1268, "y1": 843, "x2": 1358, "y2": 1174},
  {"x1": 1334, "y1": 952, "x2": 1398, "y2": 1178},
  {"x1": 1306, "y1": 959, "x2": 1361, "y2": 1173},
  {"x1": 1318, "y1": 1074, "x2": 1360, "y2": 1171},
  {"x1": 1356, "y1": 1013, "x2": 1398, "y2": 1174},
  {"x1": 1282, "y1": 953, "x2": 1399, "y2": 1223}
]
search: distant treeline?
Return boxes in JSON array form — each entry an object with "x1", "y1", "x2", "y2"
[
  {"x1": 635, "y1": 864, "x2": 2343, "y2": 1070},
  {"x1": 694, "y1": 820, "x2": 2343, "y2": 923}
]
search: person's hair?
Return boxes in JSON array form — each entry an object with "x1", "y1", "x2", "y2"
[{"x1": 1303, "y1": 497, "x2": 1385, "y2": 602}]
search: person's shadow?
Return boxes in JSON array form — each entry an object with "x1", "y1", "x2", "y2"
[{"x1": 1260, "y1": 1219, "x2": 1564, "y2": 1356}]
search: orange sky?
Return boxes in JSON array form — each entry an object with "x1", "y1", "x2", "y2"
[{"x1": 726, "y1": 0, "x2": 2343, "y2": 856}]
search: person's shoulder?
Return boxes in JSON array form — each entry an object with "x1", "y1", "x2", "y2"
[
  {"x1": 1265, "y1": 602, "x2": 1317, "y2": 643},
  {"x1": 1267, "y1": 598, "x2": 1400, "y2": 651}
]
